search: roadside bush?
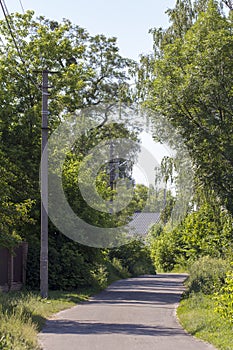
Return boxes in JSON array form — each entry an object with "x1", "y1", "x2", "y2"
[
  {"x1": 90, "y1": 265, "x2": 109, "y2": 289},
  {"x1": 103, "y1": 258, "x2": 131, "y2": 284},
  {"x1": 30, "y1": 233, "x2": 110, "y2": 291},
  {"x1": 150, "y1": 234, "x2": 176, "y2": 271},
  {"x1": 148, "y1": 202, "x2": 233, "y2": 273},
  {"x1": 27, "y1": 233, "x2": 154, "y2": 291},
  {"x1": 214, "y1": 270, "x2": 233, "y2": 323},
  {"x1": 111, "y1": 258, "x2": 131, "y2": 278},
  {"x1": 186, "y1": 256, "x2": 230, "y2": 294},
  {"x1": 0, "y1": 293, "x2": 39, "y2": 350},
  {"x1": 177, "y1": 202, "x2": 233, "y2": 261},
  {"x1": 149, "y1": 225, "x2": 182, "y2": 272},
  {"x1": 26, "y1": 238, "x2": 40, "y2": 290},
  {"x1": 109, "y1": 239, "x2": 155, "y2": 276}
]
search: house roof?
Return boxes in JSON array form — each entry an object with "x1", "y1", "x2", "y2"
[{"x1": 127, "y1": 212, "x2": 160, "y2": 236}]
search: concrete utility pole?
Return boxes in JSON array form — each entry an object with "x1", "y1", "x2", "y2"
[
  {"x1": 40, "y1": 70, "x2": 49, "y2": 298},
  {"x1": 109, "y1": 140, "x2": 115, "y2": 192},
  {"x1": 109, "y1": 140, "x2": 115, "y2": 215}
]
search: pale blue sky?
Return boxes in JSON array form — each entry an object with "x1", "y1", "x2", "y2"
[{"x1": 4, "y1": 0, "x2": 176, "y2": 60}]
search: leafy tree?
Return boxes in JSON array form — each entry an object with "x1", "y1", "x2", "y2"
[
  {"x1": 180, "y1": 202, "x2": 233, "y2": 260},
  {"x1": 145, "y1": 0, "x2": 233, "y2": 215},
  {"x1": 62, "y1": 121, "x2": 140, "y2": 229},
  {"x1": 0, "y1": 150, "x2": 34, "y2": 249},
  {"x1": 0, "y1": 11, "x2": 136, "y2": 288},
  {"x1": 0, "y1": 11, "x2": 134, "y2": 179}
]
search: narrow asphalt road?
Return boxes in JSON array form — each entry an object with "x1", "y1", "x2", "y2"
[{"x1": 39, "y1": 274, "x2": 216, "y2": 350}]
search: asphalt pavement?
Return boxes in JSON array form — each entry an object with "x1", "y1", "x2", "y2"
[{"x1": 38, "y1": 273, "x2": 217, "y2": 350}]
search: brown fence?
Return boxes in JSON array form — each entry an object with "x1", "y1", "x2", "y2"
[{"x1": 0, "y1": 242, "x2": 28, "y2": 292}]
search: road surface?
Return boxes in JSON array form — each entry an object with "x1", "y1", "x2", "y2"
[{"x1": 39, "y1": 274, "x2": 216, "y2": 350}]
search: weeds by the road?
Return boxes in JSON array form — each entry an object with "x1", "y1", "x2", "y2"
[
  {"x1": 177, "y1": 257, "x2": 233, "y2": 350},
  {"x1": 177, "y1": 292, "x2": 233, "y2": 350},
  {"x1": 0, "y1": 254, "x2": 152, "y2": 350},
  {"x1": 0, "y1": 288, "x2": 93, "y2": 350}
]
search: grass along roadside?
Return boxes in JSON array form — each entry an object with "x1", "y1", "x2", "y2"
[
  {"x1": 0, "y1": 247, "x2": 152, "y2": 350},
  {"x1": 0, "y1": 287, "x2": 100, "y2": 350},
  {"x1": 177, "y1": 292, "x2": 233, "y2": 350}
]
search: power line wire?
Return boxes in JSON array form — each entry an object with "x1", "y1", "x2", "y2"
[
  {"x1": 1, "y1": 0, "x2": 9, "y2": 15},
  {"x1": 0, "y1": 0, "x2": 39, "y2": 87},
  {"x1": 0, "y1": 0, "x2": 61, "y2": 102},
  {"x1": 18, "y1": 0, "x2": 24, "y2": 13},
  {"x1": 0, "y1": 0, "x2": 23, "y2": 63},
  {"x1": 0, "y1": 0, "x2": 41, "y2": 92}
]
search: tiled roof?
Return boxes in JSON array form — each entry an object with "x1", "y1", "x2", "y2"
[{"x1": 127, "y1": 212, "x2": 160, "y2": 236}]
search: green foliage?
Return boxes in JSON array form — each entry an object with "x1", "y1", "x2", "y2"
[
  {"x1": 186, "y1": 256, "x2": 229, "y2": 294},
  {"x1": 109, "y1": 239, "x2": 156, "y2": 276},
  {"x1": 110, "y1": 258, "x2": 131, "y2": 279},
  {"x1": 149, "y1": 225, "x2": 180, "y2": 271},
  {"x1": 0, "y1": 294, "x2": 38, "y2": 350},
  {"x1": 129, "y1": 184, "x2": 150, "y2": 212},
  {"x1": 125, "y1": 184, "x2": 174, "y2": 215},
  {"x1": 27, "y1": 234, "x2": 154, "y2": 290},
  {"x1": 25, "y1": 239, "x2": 40, "y2": 290},
  {"x1": 180, "y1": 200, "x2": 233, "y2": 260},
  {"x1": 151, "y1": 237, "x2": 176, "y2": 272},
  {"x1": 149, "y1": 194, "x2": 233, "y2": 271},
  {"x1": 47, "y1": 234, "x2": 109, "y2": 290},
  {"x1": 149, "y1": 190, "x2": 233, "y2": 273},
  {"x1": 0, "y1": 150, "x2": 34, "y2": 249},
  {"x1": 62, "y1": 122, "x2": 140, "y2": 231},
  {"x1": 0, "y1": 334, "x2": 12, "y2": 350},
  {"x1": 90, "y1": 265, "x2": 109, "y2": 289},
  {"x1": 160, "y1": 193, "x2": 176, "y2": 224},
  {"x1": 215, "y1": 270, "x2": 233, "y2": 322},
  {"x1": 146, "y1": 0, "x2": 233, "y2": 215},
  {"x1": 178, "y1": 292, "x2": 233, "y2": 350},
  {"x1": 0, "y1": 10, "x2": 138, "y2": 289},
  {"x1": 0, "y1": 290, "x2": 91, "y2": 350},
  {"x1": 25, "y1": 233, "x2": 110, "y2": 291}
]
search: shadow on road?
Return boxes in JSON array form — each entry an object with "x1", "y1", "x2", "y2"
[
  {"x1": 87, "y1": 274, "x2": 187, "y2": 306},
  {"x1": 42, "y1": 320, "x2": 187, "y2": 337}
]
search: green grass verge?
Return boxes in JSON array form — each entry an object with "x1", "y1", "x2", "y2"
[
  {"x1": 0, "y1": 257, "x2": 139, "y2": 350},
  {"x1": 177, "y1": 292, "x2": 233, "y2": 350},
  {"x1": 0, "y1": 287, "x2": 100, "y2": 350}
]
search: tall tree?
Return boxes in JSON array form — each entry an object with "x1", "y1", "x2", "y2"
[
  {"x1": 0, "y1": 150, "x2": 34, "y2": 249},
  {"x1": 142, "y1": 0, "x2": 233, "y2": 214},
  {"x1": 0, "y1": 11, "x2": 136, "y2": 287}
]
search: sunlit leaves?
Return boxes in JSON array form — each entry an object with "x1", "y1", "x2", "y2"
[{"x1": 149, "y1": 1, "x2": 233, "y2": 213}]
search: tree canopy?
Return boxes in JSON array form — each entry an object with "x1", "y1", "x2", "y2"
[{"x1": 141, "y1": 0, "x2": 233, "y2": 215}]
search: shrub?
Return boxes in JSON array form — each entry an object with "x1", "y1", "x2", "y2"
[
  {"x1": 150, "y1": 236, "x2": 176, "y2": 272},
  {"x1": 90, "y1": 265, "x2": 109, "y2": 289},
  {"x1": 149, "y1": 225, "x2": 181, "y2": 272},
  {"x1": 178, "y1": 203, "x2": 233, "y2": 260},
  {"x1": 186, "y1": 256, "x2": 229, "y2": 294},
  {"x1": 109, "y1": 239, "x2": 155, "y2": 276},
  {"x1": 27, "y1": 233, "x2": 109, "y2": 291},
  {"x1": 0, "y1": 293, "x2": 39, "y2": 350},
  {"x1": 111, "y1": 258, "x2": 131, "y2": 278},
  {"x1": 214, "y1": 270, "x2": 233, "y2": 323}
]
